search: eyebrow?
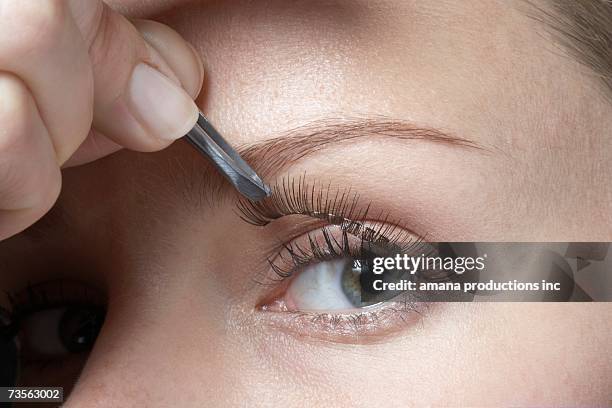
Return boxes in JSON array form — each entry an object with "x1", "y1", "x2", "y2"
[
  {"x1": 239, "y1": 117, "x2": 482, "y2": 177},
  {"x1": 188, "y1": 117, "x2": 485, "y2": 207}
]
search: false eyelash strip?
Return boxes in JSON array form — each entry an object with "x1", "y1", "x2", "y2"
[
  {"x1": 237, "y1": 173, "x2": 369, "y2": 226},
  {"x1": 236, "y1": 174, "x2": 425, "y2": 250}
]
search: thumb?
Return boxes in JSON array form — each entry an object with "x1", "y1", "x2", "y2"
[{"x1": 67, "y1": 0, "x2": 203, "y2": 162}]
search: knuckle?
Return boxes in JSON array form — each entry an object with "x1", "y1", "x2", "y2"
[{"x1": 0, "y1": 0, "x2": 67, "y2": 56}]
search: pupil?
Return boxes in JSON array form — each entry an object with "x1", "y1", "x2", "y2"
[
  {"x1": 344, "y1": 252, "x2": 413, "y2": 306},
  {"x1": 341, "y1": 258, "x2": 387, "y2": 307},
  {"x1": 341, "y1": 259, "x2": 363, "y2": 307},
  {"x1": 59, "y1": 307, "x2": 106, "y2": 353}
]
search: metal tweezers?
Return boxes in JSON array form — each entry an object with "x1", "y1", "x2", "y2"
[{"x1": 184, "y1": 112, "x2": 271, "y2": 201}]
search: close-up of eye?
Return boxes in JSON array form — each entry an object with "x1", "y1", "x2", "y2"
[{"x1": 257, "y1": 223, "x2": 411, "y2": 311}]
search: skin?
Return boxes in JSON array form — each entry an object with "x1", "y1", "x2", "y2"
[{"x1": 0, "y1": 0, "x2": 611, "y2": 406}]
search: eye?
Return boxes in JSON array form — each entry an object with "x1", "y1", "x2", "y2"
[
  {"x1": 260, "y1": 221, "x2": 436, "y2": 311},
  {"x1": 254, "y1": 221, "x2": 458, "y2": 342},
  {"x1": 19, "y1": 305, "x2": 105, "y2": 357},
  {"x1": 260, "y1": 224, "x2": 427, "y2": 307},
  {"x1": 2, "y1": 280, "x2": 106, "y2": 389},
  {"x1": 258, "y1": 245, "x2": 429, "y2": 342}
]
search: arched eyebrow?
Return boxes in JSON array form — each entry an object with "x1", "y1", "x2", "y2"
[
  {"x1": 237, "y1": 117, "x2": 484, "y2": 178},
  {"x1": 190, "y1": 117, "x2": 487, "y2": 207}
]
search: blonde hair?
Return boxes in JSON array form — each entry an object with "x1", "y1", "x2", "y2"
[{"x1": 533, "y1": 0, "x2": 612, "y2": 101}]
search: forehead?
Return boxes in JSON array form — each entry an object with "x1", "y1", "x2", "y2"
[{"x1": 108, "y1": 0, "x2": 601, "y2": 151}]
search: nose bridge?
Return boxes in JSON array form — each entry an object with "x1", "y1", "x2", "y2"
[{"x1": 63, "y1": 292, "x2": 227, "y2": 407}]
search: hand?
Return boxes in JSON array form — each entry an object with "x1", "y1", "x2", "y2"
[{"x1": 0, "y1": 0, "x2": 204, "y2": 240}]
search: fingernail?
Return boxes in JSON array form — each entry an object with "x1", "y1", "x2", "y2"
[{"x1": 128, "y1": 63, "x2": 198, "y2": 141}]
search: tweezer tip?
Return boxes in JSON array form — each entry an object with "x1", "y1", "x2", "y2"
[
  {"x1": 249, "y1": 181, "x2": 272, "y2": 201},
  {"x1": 263, "y1": 184, "x2": 272, "y2": 197},
  {"x1": 249, "y1": 174, "x2": 272, "y2": 199},
  {"x1": 234, "y1": 176, "x2": 271, "y2": 201}
]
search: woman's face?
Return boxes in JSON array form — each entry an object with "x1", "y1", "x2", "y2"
[{"x1": 1, "y1": 0, "x2": 611, "y2": 406}]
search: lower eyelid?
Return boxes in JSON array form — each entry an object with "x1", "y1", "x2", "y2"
[{"x1": 256, "y1": 300, "x2": 433, "y2": 344}]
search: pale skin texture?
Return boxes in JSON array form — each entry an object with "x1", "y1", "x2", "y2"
[{"x1": 0, "y1": 0, "x2": 611, "y2": 406}]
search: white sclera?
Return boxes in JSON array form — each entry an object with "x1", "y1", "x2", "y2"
[{"x1": 286, "y1": 259, "x2": 355, "y2": 311}]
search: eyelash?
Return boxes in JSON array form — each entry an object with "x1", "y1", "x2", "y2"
[
  {"x1": 238, "y1": 174, "x2": 429, "y2": 279},
  {"x1": 237, "y1": 174, "x2": 370, "y2": 226},
  {"x1": 268, "y1": 226, "x2": 426, "y2": 280}
]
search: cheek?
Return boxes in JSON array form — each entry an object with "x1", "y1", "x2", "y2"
[{"x1": 73, "y1": 282, "x2": 229, "y2": 403}]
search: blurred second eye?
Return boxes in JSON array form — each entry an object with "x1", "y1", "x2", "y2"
[
  {"x1": 20, "y1": 305, "x2": 105, "y2": 357},
  {"x1": 0, "y1": 280, "x2": 107, "y2": 395}
]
